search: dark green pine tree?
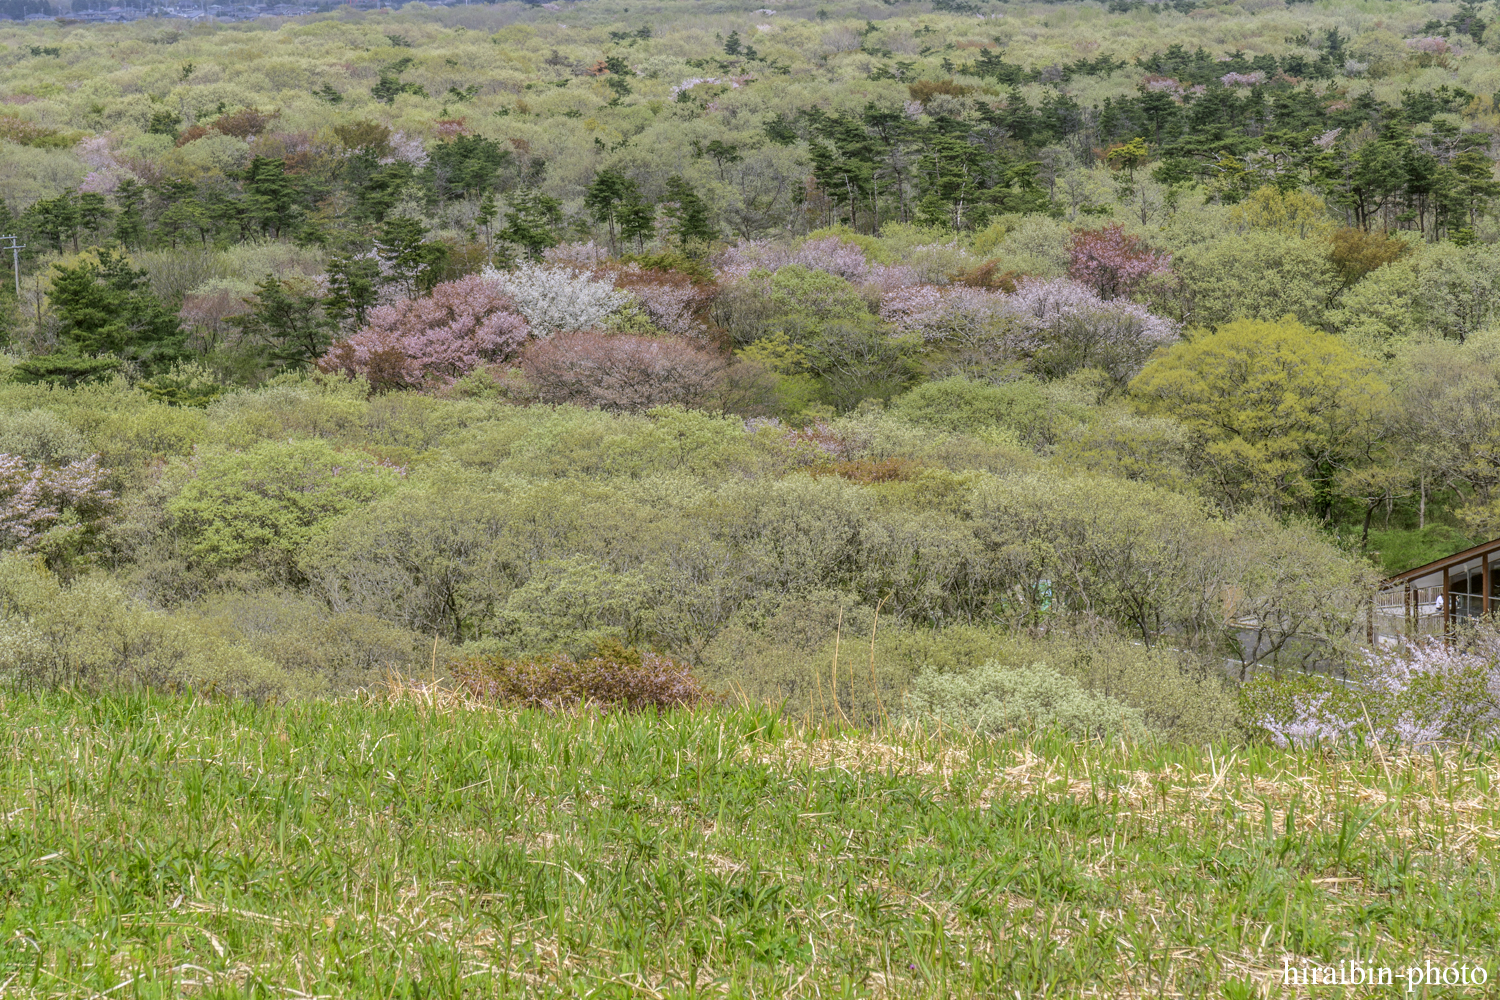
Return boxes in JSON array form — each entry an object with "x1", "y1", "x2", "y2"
[
  {"x1": 325, "y1": 250, "x2": 383, "y2": 332},
  {"x1": 662, "y1": 176, "x2": 716, "y2": 251},
  {"x1": 17, "y1": 248, "x2": 183, "y2": 384},
  {"x1": 226, "y1": 275, "x2": 333, "y2": 368},
  {"x1": 241, "y1": 156, "x2": 304, "y2": 239},
  {"x1": 584, "y1": 169, "x2": 642, "y2": 255},
  {"x1": 377, "y1": 216, "x2": 448, "y2": 298},
  {"x1": 497, "y1": 189, "x2": 563, "y2": 263}
]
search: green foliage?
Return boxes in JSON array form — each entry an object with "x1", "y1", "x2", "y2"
[
  {"x1": 240, "y1": 156, "x2": 305, "y2": 240},
  {"x1": 323, "y1": 250, "x2": 382, "y2": 333},
  {"x1": 376, "y1": 215, "x2": 447, "y2": 297},
  {"x1": 907, "y1": 659, "x2": 1147, "y2": 738},
  {"x1": 135, "y1": 360, "x2": 227, "y2": 408},
  {"x1": 41, "y1": 248, "x2": 184, "y2": 375},
  {"x1": 1367, "y1": 524, "x2": 1475, "y2": 577},
  {"x1": 497, "y1": 189, "x2": 562, "y2": 263},
  {"x1": 1133, "y1": 317, "x2": 1387, "y2": 518},
  {"x1": 0, "y1": 407, "x2": 92, "y2": 462},
  {"x1": 0, "y1": 555, "x2": 296, "y2": 698},
  {"x1": 167, "y1": 438, "x2": 403, "y2": 578},
  {"x1": 425, "y1": 133, "x2": 512, "y2": 205},
  {"x1": 892, "y1": 376, "x2": 1055, "y2": 444},
  {"x1": 225, "y1": 275, "x2": 332, "y2": 369},
  {"x1": 1172, "y1": 232, "x2": 1338, "y2": 328},
  {"x1": 191, "y1": 590, "x2": 430, "y2": 692}
]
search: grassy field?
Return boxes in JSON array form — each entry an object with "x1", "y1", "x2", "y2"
[{"x1": 1, "y1": 689, "x2": 1498, "y2": 998}]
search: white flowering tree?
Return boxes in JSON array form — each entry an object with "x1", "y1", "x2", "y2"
[{"x1": 482, "y1": 263, "x2": 631, "y2": 337}]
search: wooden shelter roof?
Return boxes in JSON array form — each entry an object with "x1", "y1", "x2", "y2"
[{"x1": 1384, "y1": 537, "x2": 1500, "y2": 586}]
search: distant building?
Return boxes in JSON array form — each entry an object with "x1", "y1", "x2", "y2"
[{"x1": 1375, "y1": 539, "x2": 1500, "y2": 643}]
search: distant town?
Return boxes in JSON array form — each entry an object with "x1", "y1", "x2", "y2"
[{"x1": 5, "y1": 0, "x2": 508, "y2": 23}]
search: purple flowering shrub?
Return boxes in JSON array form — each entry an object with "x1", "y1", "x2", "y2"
[
  {"x1": 450, "y1": 639, "x2": 712, "y2": 712},
  {"x1": 1243, "y1": 636, "x2": 1500, "y2": 748}
]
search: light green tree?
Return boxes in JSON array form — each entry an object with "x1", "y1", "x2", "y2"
[{"x1": 1132, "y1": 317, "x2": 1390, "y2": 518}]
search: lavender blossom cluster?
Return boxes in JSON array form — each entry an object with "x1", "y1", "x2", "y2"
[
  {"x1": 1257, "y1": 638, "x2": 1500, "y2": 749},
  {"x1": 0, "y1": 454, "x2": 113, "y2": 551}
]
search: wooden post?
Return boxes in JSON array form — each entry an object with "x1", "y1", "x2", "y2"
[
  {"x1": 1444, "y1": 564, "x2": 1453, "y2": 641},
  {"x1": 1406, "y1": 581, "x2": 1414, "y2": 642},
  {"x1": 1486, "y1": 551, "x2": 1492, "y2": 619}
]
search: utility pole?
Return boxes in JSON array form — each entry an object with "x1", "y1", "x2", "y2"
[{"x1": 0, "y1": 235, "x2": 22, "y2": 299}]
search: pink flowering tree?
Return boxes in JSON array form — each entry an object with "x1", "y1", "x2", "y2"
[
  {"x1": 881, "y1": 278, "x2": 1177, "y2": 386},
  {"x1": 319, "y1": 274, "x2": 529, "y2": 391},
  {"x1": 523, "y1": 331, "x2": 728, "y2": 412},
  {"x1": 714, "y1": 236, "x2": 873, "y2": 282},
  {"x1": 1010, "y1": 278, "x2": 1178, "y2": 385},
  {"x1": 608, "y1": 264, "x2": 716, "y2": 337},
  {"x1": 1067, "y1": 225, "x2": 1172, "y2": 300},
  {"x1": 0, "y1": 453, "x2": 114, "y2": 567}
]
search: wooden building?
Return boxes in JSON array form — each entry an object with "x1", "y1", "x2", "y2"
[{"x1": 1375, "y1": 538, "x2": 1500, "y2": 644}]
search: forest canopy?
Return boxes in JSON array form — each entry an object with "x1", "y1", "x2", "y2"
[{"x1": 0, "y1": 0, "x2": 1498, "y2": 746}]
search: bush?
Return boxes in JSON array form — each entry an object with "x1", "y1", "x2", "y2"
[
  {"x1": 167, "y1": 438, "x2": 404, "y2": 578},
  {"x1": 450, "y1": 639, "x2": 710, "y2": 711},
  {"x1": 192, "y1": 590, "x2": 432, "y2": 693},
  {"x1": 523, "y1": 331, "x2": 727, "y2": 412},
  {"x1": 0, "y1": 453, "x2": 114, "y2": 570},
  {"x1": 0, "y1": 555, "x2": 297, "y2": 699},
  {"x1": 0, "y1": 409, "x2": 92, "y2": 463},
  {"x1": 906, "y1": 660, "x2": 1147, "y2": 738},
  {"x1": 892, "y1": 376, "x2": 1056, "y2": 443},
  {"x1": 1243, "y1": 632, "x2": 1500, "y2": 748}
]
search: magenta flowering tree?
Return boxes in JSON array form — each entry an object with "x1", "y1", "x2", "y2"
[
  {"x1": 1067, "y1": 225, "x2": 1172, "y2": 300},
  {"x1": 319, "y1": 274, "x2": 529, "y2": 390}
]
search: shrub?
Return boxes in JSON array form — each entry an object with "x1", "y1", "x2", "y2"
[
  {"x1": 0, "y1": 555, "x2": 296, "y2": 699},
  {"x1": 450, "y1": 640, "x2": 710, "y2": 711},
  {"x1": 1244, "y1": 633, "x2": 1500, "y2": 748},
  {"x1": 166, "y1": 438, "x2": 404, "y2": 577},
  {"x1": 523, "y1": 331, "x2": 727, "y2": 412},
  {"x1": 0, "y1": 409, "x2": 92, "y2": 463},
  {"x1": 192, "y1": 590, "x2": 431, "y2": 693},
  {"x1": 892, "y1": 377, "x2": 1057, "y2": 444},
  {"x1": 319, "y1": 274, "x2": 529, "y2": 391},
  {"x1": 482, "y1": 263, "x2": 630, "y2": 336},
  {"x1": 906, "y1": 660, "x2": 1147, "y2": 738}
]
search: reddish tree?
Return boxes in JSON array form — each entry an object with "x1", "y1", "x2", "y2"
[
  {"x1": 211, "y1": 107, "x2": 280, "y2": 139},
  {"x1": 605, "y1": 264, "x2": 716, "y2": 337},
  {"x1": 1067, "y1": 224, "x2": 1172, "y2": 300},
  {"x1": 523, "y1": 331, "x2": 728, "y2": 412},
  {"x1": 319, "y1": 274, "x2": 529, "y2": 391}
]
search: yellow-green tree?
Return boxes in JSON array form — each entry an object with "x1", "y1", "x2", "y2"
[
  {"x1": 1131, "y1": 317, "x2": 1390, "y2": 518},
  {"x1": 1228, "y1": 186, "x2": 1337, "y2": 239}
]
